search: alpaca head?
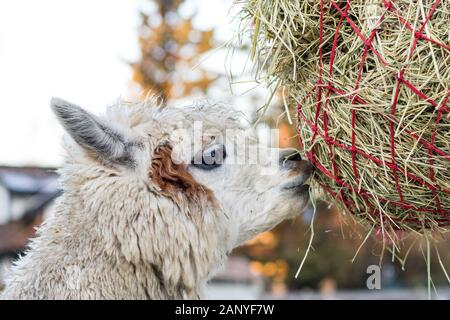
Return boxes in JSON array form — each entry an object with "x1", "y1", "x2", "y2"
[{"x1": 51, "y1": 97, "x2": 311, "y2": 275}]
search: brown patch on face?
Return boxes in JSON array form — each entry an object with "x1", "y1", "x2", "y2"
[{"x1": 150, "y1": 144, "x2": 214, "y2": 202}]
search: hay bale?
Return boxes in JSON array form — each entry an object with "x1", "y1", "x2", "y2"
[{"x1": 242, "y1": 0, "x2": 450, "y2": 234}]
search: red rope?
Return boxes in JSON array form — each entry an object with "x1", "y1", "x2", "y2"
[{"x1": 299, "y1": 0, "x2": 450, "y2": 228}]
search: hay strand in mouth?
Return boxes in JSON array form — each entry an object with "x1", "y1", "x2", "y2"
[{"x1": 240, "y1": 0, "x2": 450, "y2": 235}]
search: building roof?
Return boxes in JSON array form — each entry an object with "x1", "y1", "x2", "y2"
[
  {"x1": 0, "y1": 166, "x2": 60, "y2": 256},
  {"x1": 0, "y1": 166, "x2": 58, "y2": 195}
]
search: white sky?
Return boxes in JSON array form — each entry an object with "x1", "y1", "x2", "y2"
[
  {"x1": 0, "y1": 0, "x2": 258, "y2": 167},
  {"x1": 0, "y1": 0, "x2": 141, "y2": 166}
]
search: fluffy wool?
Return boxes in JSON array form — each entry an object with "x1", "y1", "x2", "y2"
[{"x1": 1, "y1": 98, "x2": 312, "y2": 299}]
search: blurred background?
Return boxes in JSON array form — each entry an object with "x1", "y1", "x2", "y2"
[{"x1": 0, "y1": 0, "x2": 448, "y2": 299}]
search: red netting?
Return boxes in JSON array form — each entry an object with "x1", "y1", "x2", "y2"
[{"x1": 297, "y1": 0, "x2": 450, "y2": 229}]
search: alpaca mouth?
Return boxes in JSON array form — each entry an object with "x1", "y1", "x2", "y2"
[
  {"x1": 284, "y1": 183, "x2": 310, "y2": 194},
  {"x1": 281, "y1": 167, "x2": 312, "y2": 191},
  {"x1": 282, "y1": 176, "x2": 311, "y2": 194},
  {"x1": 297, "y1": 183, "x2": 310, "y2": 193}
]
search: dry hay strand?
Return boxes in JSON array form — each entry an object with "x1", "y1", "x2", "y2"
[{"x1": 240, "y1": 0, "x2": 450, "y2": 236}]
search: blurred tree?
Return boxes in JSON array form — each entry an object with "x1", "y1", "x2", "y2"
[
  {"x1": 237, "y1": 203, "x2": 450, "y2": 292},
  {"x1": 132, "y1": 0, "x2": 216, "y2": 102}
]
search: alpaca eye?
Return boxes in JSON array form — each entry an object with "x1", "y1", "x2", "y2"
[{"x1": 191, "y1": 144, "x2": 226, "y2": 170}]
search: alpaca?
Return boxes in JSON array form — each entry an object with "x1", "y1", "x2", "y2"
[{"x1": 1, "y1": 97, "x2": 312, "y2": 299}]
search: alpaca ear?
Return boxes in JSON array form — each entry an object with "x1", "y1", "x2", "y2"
[{"x1": 50, "y1": 97, "x2": 134, "y2": 166}]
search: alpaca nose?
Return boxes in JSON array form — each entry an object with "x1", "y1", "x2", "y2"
[
  {"x1": 285, "y1": 152, "x2": 302, "y2": 161},
  {"x1": 279, "y1": 148, "x2": 313, "y2": 175},
  {"x1": 279, "y1": 148, "x2": 302, "y2": 164}
]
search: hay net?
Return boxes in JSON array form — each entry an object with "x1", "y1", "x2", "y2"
[{"x1": 242, "y1": 0, "x2": 450, "y2": 232}]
